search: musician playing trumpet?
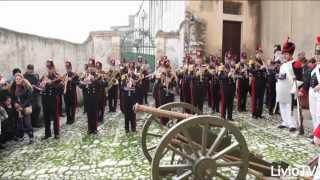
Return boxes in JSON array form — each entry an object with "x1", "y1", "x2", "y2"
[
  {"x1": 40, "y1": 60, "x2": 64, "y2": 140},
  {"x1": 192, "y1": 54, "x2": 210, "y2": 112},
  {"x1": 63, "y1": 61, "x2": 79, "y2": 124},
  {"x1": 158, "y1": 58, "x2": 177, "y2": 125},
  {"x1": 95, "y1": 61, "x2": 108, "y2": 123},
  {"x1": 235, "y1": 52, "x2": 250, "y2": 112},
  {"x1": 218, "y1": 65, "x2": 236, "y2": 121},
  {"x1": 78, "y1": 58, "x2": 108, "y2": 135},
  {"x1": 208, "y1": 55, "x2": 221, "y2": 114},
  {"x1": 107, "y1": 59, "x2": 120, "y2": 112},
  {"x1": 120, "y1": 62, "x2": 138, "y2": 133}
]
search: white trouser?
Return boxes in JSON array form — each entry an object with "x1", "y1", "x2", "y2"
[
  {"x1": 279, "y1": 102, "x2": 296, "y2": 128},
  {"x1": 310, "y1": 89, "x2": 318, "y2": 131}
]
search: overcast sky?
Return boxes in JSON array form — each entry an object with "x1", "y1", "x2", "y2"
[{"x1": 0, "y1": 1, "x2": 142, "y2": 43}]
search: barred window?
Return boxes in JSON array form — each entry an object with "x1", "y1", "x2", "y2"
[{"x1": 223, "y1": 1, "x2": 242, "y2": 15}]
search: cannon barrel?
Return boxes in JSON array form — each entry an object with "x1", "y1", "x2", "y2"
[
  {"x1": 134, "y1": 103, "x2": 240, "y2": 128},
  {"x1": 133, "y1": 103, "x2": 195, "y2": 120}
]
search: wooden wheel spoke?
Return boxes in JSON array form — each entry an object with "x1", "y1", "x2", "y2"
[
  {"x1": 216, "y1": 160, "x2": 243, "y2": 167},
  {"x1": 172, "y1": 169, "x2": 193, "y2": 180},
  {"x1": 201, "y1": 122, "x2": 209, "y2": 155},
  {"x1": 147, "y1": 145, "x2": 157, "y2": 151},
  {"x1": 207, "y1": 127, "x2": 227, "y2": 156},
  {"x1": 168, "y1": 144, "x2": 195, "y2": 162},
  {"x1": 211, "y1": 142, "x2": 239, "y2": 161},
  {"x1": 170, "y1": 152, "x2": 176, "y2": 164},
  {"x1": 160, "y1": 148, "x2": 170, "y2": 159},
  {"x1": 147, "y1": 132, "x2": 163, "y2": 138},
  {"x1": 181, "y1": 129, "x2": 199, "y2": 158}
]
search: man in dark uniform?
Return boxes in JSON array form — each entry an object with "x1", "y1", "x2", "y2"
[
  {"x1": 249, "y1": 46, "x2": 267, "y2": 119},
  {"x1": 236, "y1": 52, "x2": 249, "y2": 112},
  {"x1": 265, "y1": 60, "x2": 278, "y2": 115},
  {"x1": 23, "y1": 64, "x2": 41, "y2": 127},
  {"x1": 120, "y1": 62, "x2": 138, "y2": 133},
  {"x1": 179, "y1": 55, "x2": 193, "y2": 107},
  {"x1": 107, "y1": 59, "x2": 119, "y2": 112},
  {"x1": 79, "y1": 59, "x2": 108, "y2": 134},
  {"x1": 219, "y1": 65, "x2": 236, "y2": 120},
  {"x1": 140, "y1": 58, "x2": 150, "y2": 105},
  {"x1": 158, "y1": 59, "x2": 177, "y2": 124},
  {"x1": 95, "y1": 61, "x2": 107, "y2": 123},
  {"x1": 63, "y1": 61, "x2": 79, "y2": 124},
  {"x1": 135, "y1": 57, "x2": 144, "y2": 105},
  {"x1": 193, "y1": 64, "x2": 210, "y2": 112},
  {"x1": 40, "y1": 60, "x2": 63, "y2": 139},
  {"x1": 208, "y1": 55, "x2": 220, "y2": 114},
  {"x1": 80, "y1": 64, "x2": 89, "y2": 114}
]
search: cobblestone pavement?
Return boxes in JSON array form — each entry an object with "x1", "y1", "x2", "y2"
[{"x1": 0, "y1": 98, "x2": 319, "y2": 179}]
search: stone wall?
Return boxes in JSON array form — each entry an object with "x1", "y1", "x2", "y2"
[
  {"x1": 0, "y1": 27, "x2": 120, "y2": 77},
  {"x1": 260, "y1": 0, "x2": 320, "y2": 59}
]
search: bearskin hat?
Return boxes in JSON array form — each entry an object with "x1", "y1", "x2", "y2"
[
  {"x1": 256, "y1": 45, "x2": 263, "y2": 54},
  {"x1": 84, "y1": 64, "x2": 89, "y2": 70},
  {"x1": 225, "y1": 50, "x2": 232, "y2": 59},
  {"x1": 282, "y1": 37, "x2": 295, "y2": 55},
  {"x1": 110, "y1": 59, "x2": 115, "y2": 66},
  {"x1": 240, "y1": 52, "x2": 247, "y2": 59},
  {"x1": 164, "y1": 59, "x2": 170, "y2": 68},
  {"x1": 95, "y1": 61, "x2": 102, "y2": 69},
  {"x1": 274, "y1": 44, "x2": 281, "y2": 53},
  {"x1": 65, "y1": 61, "x2": 72, "y2": 69},
  {"x1": 88, "y1": 58, "x2": 95, "y2": 68},
  {"x1": 46, "y1": 59, "x2": 55, "y2": 70},
  {"x1": 128, "y1": 61, "x2": 135, "y2": 70}
]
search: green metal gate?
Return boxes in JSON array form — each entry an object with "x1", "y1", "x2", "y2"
[{"x1": 120, "y1": 29, "x2": 156, "y2": 72}]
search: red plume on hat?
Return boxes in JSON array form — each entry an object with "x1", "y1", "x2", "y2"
[
  {"x1": 282, "y1": 37, "x2": 295, "y2": 55},
  {"x1": 315, "y1": 35, "x2": 320, "y2": 55},
  {"x1": 316, "y1": 36, "x2": 320, "y2": 45}
]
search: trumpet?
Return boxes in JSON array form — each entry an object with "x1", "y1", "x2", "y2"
[
  {"x1": 62, "y1": 72, "x2": 79, "y2": 94},
  {"x1": 39, "y1": 73, "x2": 63, "y2": 89}
]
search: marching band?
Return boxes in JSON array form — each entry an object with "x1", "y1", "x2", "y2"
[{"x1": 0, "y1": 36, "x2": 320, "y2": 153}]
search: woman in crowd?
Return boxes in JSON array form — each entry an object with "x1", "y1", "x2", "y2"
[{"x1": 10, "y1": 73, "x2": 34, "y2": 144}]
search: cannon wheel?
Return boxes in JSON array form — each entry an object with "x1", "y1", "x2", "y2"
[
  {"x1": 141, "y1": 102, "x2": 201, "y2": 163},
  {"x1": 151, "y1": 115, "x2": 249, "y2": 180}
]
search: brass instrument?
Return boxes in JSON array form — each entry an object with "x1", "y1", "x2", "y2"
[
  {"x1": 39, "y1": 73, "x2": 64, "y2": 90},
  {"x1": 105, "y1": 69, "x2": 120, "y2": 90},
  {"x1": 62, "y1": 72, "x2": 79, "y2": 94}
]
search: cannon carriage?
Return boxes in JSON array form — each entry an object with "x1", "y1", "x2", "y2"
[{"x1": 134, "y1": 102, "x2": 289, "y2": 180}]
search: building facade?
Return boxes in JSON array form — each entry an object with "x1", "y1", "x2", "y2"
[{"x1": 149, "y1": 0, "x2": 320, "y2": 65}]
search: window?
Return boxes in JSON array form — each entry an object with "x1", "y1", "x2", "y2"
[{"x1": 223, "y1": 1, "x2": 242, "y2": 15}]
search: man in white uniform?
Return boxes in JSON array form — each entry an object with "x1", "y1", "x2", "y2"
[
  {"x1": 276, "y1": 38, "x2": 303, "y2": 132},
  {"x1": 311, "y1": 37, "x2": 320, "y2": 132}
]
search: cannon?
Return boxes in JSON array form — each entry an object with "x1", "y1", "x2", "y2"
[{"x1": 134, "y1": 102, "x2": 291, "y2": 180}]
